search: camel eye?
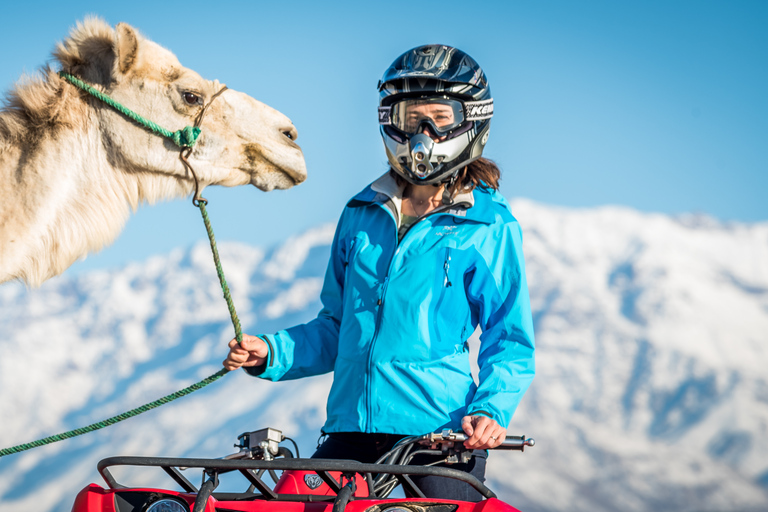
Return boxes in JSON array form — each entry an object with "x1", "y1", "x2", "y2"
[{"x1": 183, "y1": 92, "x2": 202, "y2": 106}]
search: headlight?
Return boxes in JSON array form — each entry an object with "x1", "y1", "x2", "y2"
[{"x1": 145, "y1": 498, "x2": 189, "y2": 512}]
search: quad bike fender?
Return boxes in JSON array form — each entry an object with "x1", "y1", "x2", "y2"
[
  {"x1": 473, "y1": 497, "x2": 523, "y2": 512},
  {"x1": 71, "y1": 484, "x2": 111, "y2": 512},
  {"x1": 71, "y1": 483, "x2": 201, "y2": 512}
]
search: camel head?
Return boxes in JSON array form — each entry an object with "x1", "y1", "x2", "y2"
[
  {"x1": 0, "y1": 18, "x2": 308, "y2": 287},
  {"x1": 54, "y1": 18, "x2": 307, "y2": 194}
]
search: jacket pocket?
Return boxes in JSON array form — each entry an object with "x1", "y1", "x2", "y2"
[{"x1": 431, "y1": 248, "x2": 470, "y2": 358}]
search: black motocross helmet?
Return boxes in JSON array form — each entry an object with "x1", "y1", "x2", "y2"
[{"x1": 378, "y1": 45, "x2": 493, "y2": 186}]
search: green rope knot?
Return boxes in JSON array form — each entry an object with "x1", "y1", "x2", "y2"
[{"x1": 172, "y1": 126, "x2": 202, "y2": 148}]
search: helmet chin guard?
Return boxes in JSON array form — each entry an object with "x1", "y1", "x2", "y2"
[{"x1": 409, "y1": 134, "x2": 435, "y2": 179}]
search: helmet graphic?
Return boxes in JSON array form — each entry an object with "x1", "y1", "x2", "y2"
[{"x1": 378, "y1": 45, "x2": 493, "y2": 185}]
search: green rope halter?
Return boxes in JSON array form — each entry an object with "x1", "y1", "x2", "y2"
[{"x1": 58, "y1": 72, "x2": 201, "y2": 148}]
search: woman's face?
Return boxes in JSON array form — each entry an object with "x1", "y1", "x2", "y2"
[{"x1": 404, "y1": 102, "x2": 453, "y2": 142}]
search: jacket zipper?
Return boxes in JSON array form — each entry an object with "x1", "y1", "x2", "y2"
[
  {"x1": 364, "y1": 203, "x2": 463, "y2": 431},
  {"x1": 364, "y1": 204, "x2": 398, "y2": 432}
]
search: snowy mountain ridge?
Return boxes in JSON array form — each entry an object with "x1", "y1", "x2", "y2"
[{"x1": 1, "y1": 199, "x2": 767, "y2": 512}]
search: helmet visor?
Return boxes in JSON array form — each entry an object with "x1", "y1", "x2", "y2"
[{"x1": 389, "y1": 97, "x2": 465, "y2": 136}]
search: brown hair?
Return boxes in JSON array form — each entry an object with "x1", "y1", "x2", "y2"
[
  {"x1": 451, "y1": 157, "x2": 501, "y2": 195},
  {"x1": 392, "y1": 157, "x2": 501, "y2": 198}
]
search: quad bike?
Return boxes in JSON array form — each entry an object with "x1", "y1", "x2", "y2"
[{"x1": 70, "y1": 427, "x2": 535, "y2": 512}]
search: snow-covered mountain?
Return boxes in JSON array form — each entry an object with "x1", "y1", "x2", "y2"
[{"x1": 1, "y1": 199, "x2": 767, "y2": 512}]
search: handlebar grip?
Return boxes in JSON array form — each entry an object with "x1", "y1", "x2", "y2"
[
  {"x1": 419, "y1": 430, "x2": 535, "y2": 451},
  {"x1": 497, "y1": 435, "x2": 535, "y2": 451}
]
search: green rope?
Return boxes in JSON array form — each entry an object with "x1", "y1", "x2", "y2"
[
  {"x1": 199, "y1": 202, "x2": 243, "y2": 344},
  {"x1": 0, "y1": 369, "x2": 229, "y2": 457},
  {"x1": 0, "y1": 203, "x2": 244, "y2": 458},
  {"x1": 59, "y1": 72, "x2": 201, "y2": 148}
]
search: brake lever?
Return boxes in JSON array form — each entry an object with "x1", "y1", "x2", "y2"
[{"x1": 221, "y1": 448, "x2": 252, "y2": 460}]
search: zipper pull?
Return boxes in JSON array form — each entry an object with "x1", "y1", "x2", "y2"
[
  {"x1": 378, "y1": 277, "x2": 389, "y2": 305},
  {"x1": 443, "y1": 253, "x2": 452, "y2": 287}
]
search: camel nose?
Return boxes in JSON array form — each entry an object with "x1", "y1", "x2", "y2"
[{"x1": 278, "y1": 123, "x2": 307, "y2": 184}]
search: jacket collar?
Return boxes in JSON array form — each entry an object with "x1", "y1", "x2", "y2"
[{"x1": 350, "y1": 171, "x2": 494, "y2": 224}]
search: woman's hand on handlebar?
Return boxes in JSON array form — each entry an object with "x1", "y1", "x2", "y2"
[
  {"x1": 223, "y1": 334, "x2": 269, "y2": 371},
  {"x1": 461, "y1": 415, "x2": 507, "y2": 450}
]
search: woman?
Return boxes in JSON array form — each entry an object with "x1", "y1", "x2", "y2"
[{"x1": 224, "y1": 45, "x2": 535, "y2": 501}]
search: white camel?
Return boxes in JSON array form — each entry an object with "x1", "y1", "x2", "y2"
[{"x1": 0, "y1": 18, "x2": 307, "y2": 287}]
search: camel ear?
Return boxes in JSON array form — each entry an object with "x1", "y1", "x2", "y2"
[{"x1": 115, "y1": 23, "x2": 139, "y2": 75}]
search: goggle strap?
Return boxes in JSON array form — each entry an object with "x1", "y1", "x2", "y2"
[
  {"x1": 464, "y1": 99, "x2": 494, "y2": 121},
  {"x1": 379, "y1": 100, "x2": 493, "y2": 126},
  {"x1": 378, "y1": 106, "x2": 392, "y2": 125}
]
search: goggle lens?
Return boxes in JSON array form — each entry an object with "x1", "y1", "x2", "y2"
[{"x1": 389, "y1": 98, "x2": 465, "y2": 136}]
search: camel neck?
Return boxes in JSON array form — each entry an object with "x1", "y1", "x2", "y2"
[{"x1": 0, "y1": 114, "x2": 186, "y2": 286}]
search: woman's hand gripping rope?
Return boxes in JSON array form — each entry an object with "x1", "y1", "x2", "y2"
[{"x1": 223, "y1": 334, "x2": 269, "y2": 371}]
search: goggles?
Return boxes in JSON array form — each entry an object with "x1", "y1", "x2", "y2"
[{"x1": 379, "y1": 97, "x2": 493, "y2": 136}]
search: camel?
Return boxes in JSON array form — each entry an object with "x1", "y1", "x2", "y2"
[{"x1": 0, "y1": 18, "x2": 307, "y2": 287}]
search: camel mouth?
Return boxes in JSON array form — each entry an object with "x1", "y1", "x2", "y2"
[
  {"x1": 242, "y1": 143, "x2": 307, "y2": 188},
  {"x1": 287, "y1": 167, "x2": 307, "y2": 186},
  {"x1": 247, "y1": 167, "x2": 305, "y2": 192}
]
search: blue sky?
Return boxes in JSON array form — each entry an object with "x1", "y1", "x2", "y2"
[{"x1": 2, "y1": 0, "x2": 766, "y2": 277}]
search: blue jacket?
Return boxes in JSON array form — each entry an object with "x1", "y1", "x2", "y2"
[{"x1": 251, "y1": 173, "x2": 535, "y2": 435}]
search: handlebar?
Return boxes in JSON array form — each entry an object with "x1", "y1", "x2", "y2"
[
  {"x1": 417, "y1": 429, "x2": 535, "y2": 451},
  {"x1": 177, "y1": 427, "x2": 534, "y2": 506}
]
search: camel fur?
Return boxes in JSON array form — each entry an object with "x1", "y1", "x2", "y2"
[{"x1": 0, "y1": 17, "x2": 307, "y2": 287}]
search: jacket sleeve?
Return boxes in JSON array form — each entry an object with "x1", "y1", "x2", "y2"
[
  {"x1": 464, "y1": 219, "x2": 535, "y2": 428},
  {"x1": 246, "y1": 210, "x2": 349, "y2": 381}
]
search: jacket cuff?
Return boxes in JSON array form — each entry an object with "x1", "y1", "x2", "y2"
[
  {"x1": 467, "y1": 409, "x2": 494, "y2": 419},
  {"x1": 242, "y1": 335, "x2": 274, "y2": 378},
  {"x1": 244, "y1": 364, "x2": 267, "y2": 377}
]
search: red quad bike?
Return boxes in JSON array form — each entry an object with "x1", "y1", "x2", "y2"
[{"x1": 71, "y1": 427, "x2": 535, "y2": 512}]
